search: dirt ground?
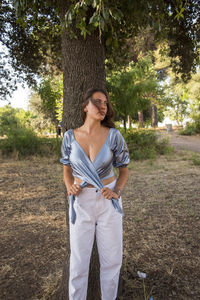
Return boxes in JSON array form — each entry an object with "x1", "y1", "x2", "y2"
[
  {"x1": 0, "y1": 137, "x2": 200, "y2": 299},
  {"x1": 156, "y1": 127, "x2": 200, "y2": 153}
]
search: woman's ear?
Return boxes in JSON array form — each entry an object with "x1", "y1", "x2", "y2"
[{"x1": 84, "y1": 103, "x2": 89, "y2": 112}]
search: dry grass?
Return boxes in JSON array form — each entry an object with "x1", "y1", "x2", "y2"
[
  {"x1": 121, "y1": 152, "x2": 200, "y2": 299},
  {"x1": 0, "y1": 149, "x2": 200, "y2": 300}
]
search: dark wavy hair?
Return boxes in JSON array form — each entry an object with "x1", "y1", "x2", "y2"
[{"x1": 81, "y1": 88, "x2": 115, "y2": 128}]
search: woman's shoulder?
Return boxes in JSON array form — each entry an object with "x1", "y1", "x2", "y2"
[
  {"x1": 63, "y1": 128, "x2": 73, "y2": 136},
  {"x1": 63, "y1": 129, "x2": 74, "y2": 144},
  {"x1": 109, "y1": 127, "x2": 121, "y2": 137},
  {"x1": 107, "y1": 127, "x2": 118, "y2": 145},
  {"x1": 109, "y1": 128, "x2": 127, "y2": 148}
]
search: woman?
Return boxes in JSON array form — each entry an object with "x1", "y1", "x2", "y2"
[{"x1": 60, "y1": 87, "x2": 130, "y2": 300}]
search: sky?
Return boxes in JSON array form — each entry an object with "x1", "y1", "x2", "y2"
[
  {"x1": 0, "y1": 82, "x2": 30, "y2": 111},
  {"x1": 0, "y1": 41, "x2": 31, "y2": 111}
]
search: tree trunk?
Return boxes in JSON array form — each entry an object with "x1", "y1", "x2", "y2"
[
  {"x1": 151, "y1": 103, "x2": 158, "y2": 127},
  {"x1": 123, "y1": 117, "x2": 127, "y2": 132},
  {"x1": 127, "y1": 115, "x2": 132, "y2": 128},
  {"x1": 59, "y1": 1, "x2": 106, "y2": 132},
  {"x1": 138, "y1": 111, "x2": 143, "y2": 128},
  {"x1": 53, "y1": 1, "x2": 122, "y2": 299}
]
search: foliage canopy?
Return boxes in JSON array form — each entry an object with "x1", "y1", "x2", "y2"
[{"x1": 0, "y1": 0, "x2": 199, "y2": 100}]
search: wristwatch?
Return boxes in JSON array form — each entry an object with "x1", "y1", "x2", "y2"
[{"x1": 113, "y1": 186, "x2": 121, "y2": 198}]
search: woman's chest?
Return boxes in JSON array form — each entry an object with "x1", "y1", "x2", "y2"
[
  {"x1": 79, "y1": 139, "x2": 105, "y2": 161},
  {"x1": 70, "y1": 141, "x2": 113, "y2": 167}
]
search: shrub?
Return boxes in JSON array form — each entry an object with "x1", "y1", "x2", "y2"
[
  {"x1": 38, "y1": 137, "x2": 62, "y2": 158},
  {"x1": 155, "y1": 138, "x2": 174, "y2": 155},
  {"x1": 179, "y1": 124, "x2": 196, "y2": 136},
  {"x1": 179, "y1": 118, "x2": 200, "y2": 135},
  {"x1": 118, "y1": 128, "x2": 171, "y2": 160},
  {"x1": 0, "y1": 105, "x2": 62, "y2": 158},
  {"x1": 0, "y1": 128, "x2": 40, "y2": 157},
  {"x1": 0, "y1": 132, "x2": 63, "y2": 158},
  {"x1": 194, "y1": 118, "x2": 200, "y2": 133}
]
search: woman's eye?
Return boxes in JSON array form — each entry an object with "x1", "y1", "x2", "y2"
[
  {"x1": 93, "y1": 100, "x2": 101, "y2": 105},
  {"x1": 92, "y1": 99, "x2": 108, "y2": 106}
]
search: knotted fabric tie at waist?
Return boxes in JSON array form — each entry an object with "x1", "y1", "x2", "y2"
[{"x1": 69, "y1": 179, "x2": 124, "y2": 224}]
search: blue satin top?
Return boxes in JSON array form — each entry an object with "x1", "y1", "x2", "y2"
[{"x1": 60, "y1": 127, "x2": 130, "y2": 224}]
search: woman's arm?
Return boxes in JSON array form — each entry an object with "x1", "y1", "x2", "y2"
[
  {"x1": 101, "y1": 167, "x2": 129, "y2": 200},
  {"x1": 63, "y1": 165, "x2": 81, "y2": 196},
  {"x1": 114, "y1": 166, "x2": 129, "y2": 193}
]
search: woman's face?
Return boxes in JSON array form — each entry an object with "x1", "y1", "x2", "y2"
[{"x1": 84, "y1": 92, "x2": 108, "y2": 121}]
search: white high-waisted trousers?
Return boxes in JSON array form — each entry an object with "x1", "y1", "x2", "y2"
[{"x1": 68, "y1": 178, "x2": 123, "y2": 300}]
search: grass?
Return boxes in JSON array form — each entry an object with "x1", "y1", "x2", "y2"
[
  {"x1": 190, "y1": 153, "x2": 200, "y2": 166},
  {"x1": 0, "y1": 149, "x2": 200, "y2": 299}
]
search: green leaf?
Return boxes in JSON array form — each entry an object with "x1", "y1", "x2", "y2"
[
  {"x1": 106, "y1": 37, "x2": 112, "y2": 46},
  {"x1": 93, "y1": 21, "x2": 99, "y2": 27},
  {"x1": 113, "y1": 38, "x2": 119, "y2": 48}
]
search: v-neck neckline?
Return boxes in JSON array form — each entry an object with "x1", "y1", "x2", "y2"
[{"x1": 72, "y1": 128, "x2": 111, "y2": 165}]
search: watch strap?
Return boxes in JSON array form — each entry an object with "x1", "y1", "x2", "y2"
[{"x1": 113, "y1": 186, "x2": 121, "y2": 197}]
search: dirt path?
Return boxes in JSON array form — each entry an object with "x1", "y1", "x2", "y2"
[
  {"x1": 0, "y1": 152, "x2": 200, "y2": 300},
  {"x1": 156, "y1": 129, "x2": 200, "y2": 153}
]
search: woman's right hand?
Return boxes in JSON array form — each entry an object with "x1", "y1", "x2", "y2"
[{"x1": 67, "y1": 183, "x2": 82, "y2": 196}]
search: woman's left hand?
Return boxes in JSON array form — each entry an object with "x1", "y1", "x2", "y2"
[{"x1": 101, "y1": 187, "x2": 119, "y2": 200}]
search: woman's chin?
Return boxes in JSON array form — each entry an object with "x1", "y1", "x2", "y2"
[
  {"x1": 99, "y1": 113, "x2": 106, "y2": 119},
  {"x1": 93, "y1": 114, "x2": 105, "y2": 121}
]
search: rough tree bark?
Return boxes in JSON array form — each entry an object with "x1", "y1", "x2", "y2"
[
  {"x1": 59, "y1": 1, "x2": 106, "y2": 132},
  {"x1": 138, "y1": 111, "x2": 143, "y2": 128},
  {"x1": 151, "y1": 103, "x2": 158, "y2": 127},
  {"x1": 52, "y1": 1, "x2": 123, "y2": 299},
  {"x1": 123, "y1": 117, "x2": 127, "y2": 132},
  {"x1": 127, "y1": 115, "x2": 132, "y2": 129}
]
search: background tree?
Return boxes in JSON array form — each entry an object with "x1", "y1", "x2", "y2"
[
  {"x1": 28, "y1": 93, "x2": 56, "y2": 134},
  {"x1": 107, "y1": 54, "x2": 167, "y2": 129},
  {"x1": 0, "y1": 105, "x2": 36, "y2": 135},
  {"x1": 0, "y1": 105, "x2": 40, "y2": 156},
  {"x1": 165, "y1": 91, "x2": 190, "y2": 125},
  {"x1": 28, "y1": 75, "x2": 63, "y2": 132},
  {"x1": 0, "y1": 0, "x2": 62, "y2": 101},
  {"x1": 0, "y1": 44, "x2": 20, "y2": 100},
  {"x1": 0, "y1": 105, "x2": 20, "y2": 136},
  {"x1": 156, "y1": 47, "x2": 200, "y2": 127},
  {"x1": 185, "y1": 69, "x2": 200, "y2": 123}
]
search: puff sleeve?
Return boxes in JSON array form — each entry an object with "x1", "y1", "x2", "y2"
[
  {"x1": 112, "y1": 129, "x2": 130, "y2": 168},
  {"x1": 60, "y1": 130, "x2": 71, "y2": 166}
]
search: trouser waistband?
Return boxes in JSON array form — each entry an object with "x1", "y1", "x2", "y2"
[{"x1": 74, "y1": 178, "x2": 117, "y2": 191}]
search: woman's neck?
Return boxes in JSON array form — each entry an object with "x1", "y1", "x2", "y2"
[{"x1": 81, "y1": 120, "x2": 103, "y2": 134}]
